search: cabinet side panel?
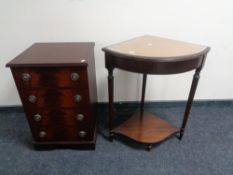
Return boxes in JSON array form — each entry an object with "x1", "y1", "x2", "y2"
[{"x1": 87, "y1": 49, "x2": 97, "y2": 109}]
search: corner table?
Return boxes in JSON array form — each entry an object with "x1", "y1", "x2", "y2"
[{"x1": 103, "y1": 35, "x2": 210, "y2": 150}]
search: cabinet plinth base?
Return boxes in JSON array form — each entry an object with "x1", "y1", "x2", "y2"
[
  {"x1": 33, "y1": 141, "x2": 96, "y2": 150},
  {"x1": 112, "y1": 112, "x2": 179, "y2": 144}
]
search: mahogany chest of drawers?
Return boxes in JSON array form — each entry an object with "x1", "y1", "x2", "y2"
[{"x1": 6, "y1": 43, "x2": 97, "y2": 150}]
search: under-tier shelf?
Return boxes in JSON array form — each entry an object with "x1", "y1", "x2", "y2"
[
  {"x1": 112, "y1": 112, "x2": 180, "y2": 144},
  {"x1": 104, "y1": 35, "x2": 209, "y2": 150}
]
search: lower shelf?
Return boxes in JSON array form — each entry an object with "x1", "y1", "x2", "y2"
[{"x1": 112, "y1": 112, "x2": 180, "y2": 144}]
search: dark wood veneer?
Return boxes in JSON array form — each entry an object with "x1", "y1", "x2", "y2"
[
  {"x1": 105, "y1": 53, "x2": 204, "y2": 74},
  {"x1": 6, "y1": 43, "x2": 94, "y2": 67},
  {"x1": 32, "y1": 124, "x2": 95, "y2": 141},
  {"x1": 19, "y1": 88, "x2": 90, "y2": 108},
  {"x1": 6, "y1": 43, "x2": 97, "y2": 150},
  {"x1": 26, "y1": 108, "x2": 93, "y2": 126},
  {"x1": 11, "y1": 67, "x2": 88, "y2": 89}
]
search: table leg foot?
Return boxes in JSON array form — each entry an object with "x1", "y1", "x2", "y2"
[
  {"x1": 147, "y1": 144, "x2": 153, "y2": 151},
  {"x1": 178, "y1": 130, "x2": 184, "y2": 140},
  {"x1": 109, "y1": 132, "x2": 114, "y2": 142}
]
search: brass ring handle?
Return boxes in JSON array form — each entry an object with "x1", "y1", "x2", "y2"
[
  {"x1": 79, "y1": 131, "x2": 86, "y2": 138},
  {"x1": 33, "y1": 114, "x2": 42, "y2": 122},
  {"x1": 39, "y1": 131, "x2": 46, "y2": 138},
  {"x1": 21, "y1": 73, "x2": 31, "y2": 81},
  {"x1": 74, "y1": 94, "x2": 82, "y2": 103},
  {"x1": 28, "y1": 95, "x2": 37, "y2": 103},
  {"x1": 70, "y1": 73, "x2": 79, "y2": 81},
  {"x1": 76, "y1": 114, "x2": 84, "y2": 121}
]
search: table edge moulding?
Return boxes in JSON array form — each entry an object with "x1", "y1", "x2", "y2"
[{"x1": 103, "y1": 35, "x2": 210, "y2": 151}]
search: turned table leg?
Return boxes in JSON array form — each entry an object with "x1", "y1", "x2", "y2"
[
  {"x1": 140, "y1": 74, "x2": 147, "y2": 117},
  {"x1": 141, "y1": 74, "x2": 150, "y2": 150},
  {"x1": 179, "y1": 68, "x2": 201, "y2": 140},
  {"x1": 107, "y1": 68, "x2": 114, "y2": 141}
]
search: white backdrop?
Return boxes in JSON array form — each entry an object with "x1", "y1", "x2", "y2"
[{"x1": 1, "y1": 0, "x2": 233, "y2": 105}]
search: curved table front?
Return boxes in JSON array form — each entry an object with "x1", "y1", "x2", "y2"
[{"x1": 103, "y1": 35, "x2": 210, "y2": 151}]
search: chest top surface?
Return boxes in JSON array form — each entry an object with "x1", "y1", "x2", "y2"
[
  {"x1": 103, "y1": 35, "x2": 210, "y2": 61},
  {"x1": 6, "y1": 43, "x2": 94, "y2": 67}
]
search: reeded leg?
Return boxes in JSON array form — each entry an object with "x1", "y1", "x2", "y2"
[
  {"x1": 140, "y1": 74, "x2": 147, "y2": 117},
  {"x1": 107, "y1": 68, "x2": 114, "y2": 141},
  {"x1": 179, "y1": 69, "x2": 201, "y2": 140}
]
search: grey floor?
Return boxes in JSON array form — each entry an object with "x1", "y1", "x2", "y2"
[{"x1": 0, "y1": 103, "x2": 233, "y2": 175}]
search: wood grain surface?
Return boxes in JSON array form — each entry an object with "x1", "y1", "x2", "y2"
[
  {"x1": 7, "y1": 43, "x2": 97, "y2": 149},
  {"x1": 6, "y1": 43, "x2": 94, "y2": 67},
  {"x1": 103, "y1": 35, "x2": 209, "y2": 60},
  {"x1": 113, "y1": 112, "x2": 179, "y2": 144}
]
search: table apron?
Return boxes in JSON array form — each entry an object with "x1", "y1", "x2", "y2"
[{"x1": 105, "y1": 55, "x2": 204, "y2": 74}]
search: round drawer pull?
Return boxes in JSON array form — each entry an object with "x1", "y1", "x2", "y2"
[
  {"x1": 76, "y1": 114, "x2": 85, "y2": 121},
  {"x1": 39, "y1": 131, "x2": 47, "y2": 138},
  {"x1": 28, "y1": 95, "x2": 37, "y2": 103},
  {"x1": 21, "y1": 73, "x2": 31, "y2": 81},
  {"x1": 71, "y1": 73, "x2": 79, "y2": 81},
  {"x1": 79, "y1": 131, "x2": 86, "y2": 138},
  {"x1": 74, "y1": 94, "x2": 82, "y2": 103},
  {"x1": 33, "y1": 114, "x2": 42, "y2": 122}
]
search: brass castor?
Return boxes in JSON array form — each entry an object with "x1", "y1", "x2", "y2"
[
  {"x1": 109, "y1": 132, "x2": 114, "y2": 142},
  {"x1": 178, "y1": 132, "x2": 184, "y2": 140},
  {"x1": 147, "y1": 145, "x2": 153, "y2": 151}
]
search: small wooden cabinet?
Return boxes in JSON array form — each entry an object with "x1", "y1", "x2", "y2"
[{"x1": 6, "y1": 43, "x2": 97, "y2": 149}]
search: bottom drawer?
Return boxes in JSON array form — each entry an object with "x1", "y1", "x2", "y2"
[{"x1": 32, "y1": 124, "x2": 95, "y2": 142}]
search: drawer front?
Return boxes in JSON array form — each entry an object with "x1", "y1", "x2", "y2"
[
  {"x1": 26, "y1": 108, "x2": 94, "y2": 126},
  {"x1": 32, "y1": 124, "x2": 95, "y2": 141},
  {"x1": 20, "y1": 88, "x2": 90, "y2": 108},
  {"x1": 11, "y1": 67, "x2": 88, "y2": 89}
]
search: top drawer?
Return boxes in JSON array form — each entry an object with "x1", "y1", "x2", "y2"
[{"x1": 11, "y1": 67, "x2": 88, "y2": 89}]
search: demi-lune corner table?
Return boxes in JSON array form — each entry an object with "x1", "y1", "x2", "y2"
[{"x1": 102, "y1": 35, "x2": 210, "y2": 151}]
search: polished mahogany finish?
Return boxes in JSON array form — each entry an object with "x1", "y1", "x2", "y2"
[
  {"x1": 103, "y1": 35, "x2": 210, "y2": 151},
  {"x1": 113, "y1": 112, "x2": 180, "y2": 144},
  {"x1": 26, "y1": 108, "x2": 92, "y2": 126},
  {"x1": 6, "y1": 43, "x2": 97, "y2": 150},
  {"x1": 11, "y1": 67, "x2": 88, "y2": 89},
  {"x1": 19, "y1": 88, "x2": 90, "y2": 108},
  {"x1": 6, "y1": 43, "x2": 93, "y2": 67}
]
